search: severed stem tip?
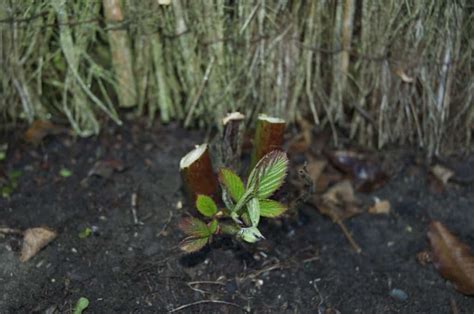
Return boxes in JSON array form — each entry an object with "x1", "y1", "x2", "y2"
[{"x1": 180, "y1": 143, "x2": 208, "y2": 169}]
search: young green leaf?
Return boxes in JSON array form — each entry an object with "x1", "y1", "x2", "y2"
[
  {"x1": 218, "y1": 168, "x2": 245, "y2": 202},
  {"x1": 73, "y1": 297, "x2": 89, "y2": 314},
  {"x1": 178, "y1": 217, "x2": 210, "y2": 237},
  {"x1": 78, "y1": 227, "x2": 92, "y2": 239},
  {"x1": 247, "y1": 197, "x2": 260, "y2": 226},
  {"x1": 208, "y1": 219, "x2": 218, "y2": 234},
  {"x1": 238, "y1": 226, "x2": 264, "y2": 243},
  {"x1": 179, "y1": 236, "x2": 208, "y2": 253},
  {"x1": 259, "y1": 199, "x2": 287, "y2": 217},
  {"x1": 60, "y1": 168, "x2": 73, "y2": 178},
  {"x1": 247, "y1": 150, "x2": 288, "y2": 198},
  {"x1": 196, "y1": 194, "x2": 218, "y2": 217}
]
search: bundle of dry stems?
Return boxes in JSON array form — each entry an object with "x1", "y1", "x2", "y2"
[{"x1": 0, "y1": 0, "x2": 472, "y2": 155}]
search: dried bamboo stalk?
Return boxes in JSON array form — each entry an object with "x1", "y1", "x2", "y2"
[
  {"x1": 2, "y1": 1, "x2": 472, "y2": 156},
  {"x1": 52, "y1": 0, "x2": 99, "y2": 136},
  {"x1": 151, "y1": 35, "x2": 173, "y2": 122},
  {"x1": 180, "y1": 144, "x2": 218, "y2": 202},
  {"x1": 250, "y1": 114, "x2": 286, "y2": 170},
  {"x1": 340, "y1": 0, "x2": 355, "y2": 86},
  {"x1": 102, "y1": 0, "x2": 137, "y2": 108}
]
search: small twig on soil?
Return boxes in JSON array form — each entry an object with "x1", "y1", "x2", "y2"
[
  {"x1": 186, "y1": 283, "x2": 209, "y2": 295},
  {"x1": 450, "y1": 297, "x2": 459, "y2": 314},
  {"x1": 312, "y1": 280, "x2": 325, "y2": 314},
  {"x1": 0, "y1": 227, "x2": 23, "y2": 235},
  {"x1": 241, "y1": 262, "x2": 287, "y2": 281},
  {"x1": 131, "y1": 192, "x2": 143, "y2": 225},
  {"x1": 186, "y1": 281, "x2": 225, "y2": 295},
  {"x1": 168, "y1": 300, "x2": 246, "y2": 313},
  {"x1": 188, "y1": 280, "x2": 225, "y2": 286},
  {"x1": 336, "y1": 220, "x2": 362, "y2": 254},
  {"x1": 302, "y1": 255, "x2": 320, "y2": 263},
  {"x1": 157, "y1": 211, "x2": 173, "y2": 238},
  {"x1": 239, "y1": 246, "x2": 320, "y2": 283}
]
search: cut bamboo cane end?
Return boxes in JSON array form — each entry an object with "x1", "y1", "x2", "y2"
[
  {"x1": 258, "y1": 114, "x2": 285, "y2": 124},
  {"x1": 180, "y1": 144, "x2": 208, "y2": 169},
  {"x1": 250, "y1": 114, "x2": 286, "y2": 169},
  {"x1": 180, "y1": 144, "x2": 218, "y2": 202},
  {"x1": 222, "y1": 112, "x2": 245, "y2": 126}
]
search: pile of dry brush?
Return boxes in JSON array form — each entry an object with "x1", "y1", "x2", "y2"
[{"x1": 1, "y1": 0, "x2": 472, "y2": 155}]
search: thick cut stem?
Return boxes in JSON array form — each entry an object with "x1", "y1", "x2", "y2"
[
  {"x1": 180, "y1": 144, "x2": 218, "y2": 202},
  {"x1": 220, "y1": 112, "x2": 245, "y2": 171},
  {"x1": 250, "y1": 114, "x2": 286, "y2": 170},
  {"x1": 103, "y1": 0, "x2": 137, "y2": 108}
]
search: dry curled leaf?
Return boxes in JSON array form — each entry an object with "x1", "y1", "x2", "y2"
[
  {"x1": 368, "y1": 198, "x2": 391, "y2": 215},
  {"x1": 88, "y1": 159, "x2": 125, "y2": 178},
  {"x1": 288, "y1": 132, "x2": 311, "y2": 154},
  {"x1": 287, "y1": 117, "x2": 315, "y2": 155},
  {"x1": 314, "y1": 180, "x2": 362, "y2": 222},
  {"x1": 427, "y1": 221, "x2": 474, "y2": 295},
  {"x1": 310, "y1": 180, "x2": 363, "y2": 253},
  {"x1": 24, "y1": 120, "x2": 67, "y2": 146},
  {"x1": 20, "y1": 227, "x2": 57, "y2": 262},
  {"x1": 295, "y1": 158, "x2": 328, "y2": 194},
  {"x1": 431, "y1": 164, "x2": 454, "y2": 185},
  {"x1": 306, "y1": 158, "x2": 327, "y2": 185},
  {"x1": 325, "y1": 150, "x2": 388, "y2": 192},
  {"x1": 428, "y1": 164, "x2": 454, "y2": 193}
]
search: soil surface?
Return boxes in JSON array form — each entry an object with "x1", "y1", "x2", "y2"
[{"x1": 1, "y1": 121, "x2": 473, "y2": 313}]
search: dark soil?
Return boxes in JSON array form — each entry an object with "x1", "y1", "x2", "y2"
[{"x1": 1, "y1": 121, "x2": 473, "y2": 313}]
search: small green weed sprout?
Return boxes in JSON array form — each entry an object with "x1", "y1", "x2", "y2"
[{"x1": 179, "y1": 150, "x2": 288, "y2": 253}]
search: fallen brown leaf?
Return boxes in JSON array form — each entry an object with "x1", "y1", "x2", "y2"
[
  {"x1": 288, "y1": 132, "x2": 312, "y2": 154},
  {"x1": 80, "y1": 159, "x2": 125, "y2": 187},
  {"x1": 288, "y1": 118, "x2": 313, "y2": 154},
  {"x1": 315, "y1": 171, "x2": 342, "y2": 193},
  {"x1": 431, "y1": 164, "x2": 454, "y2": 185},
  {"x1": 311, "y1": 180, "x2": 363, "y2": 253},
  {"x1": 325, "y1": 150, "x2": 388, "y2": 192},
  {"x1": 368, "y1": 198, "x2": 391, "y2": 214},
  {"x1": 24, "y1": 120, "x2": 67, "y2": 145},
  {"x1": 317, "y1": 180, "x2": 362, "y2": 221},
  {"x1": 87, "y1": 159, "x2": 125, "y2": 179},
  {"x1": 20, "y1": 227, "x2": 57, "y2": 262},
  {"x1": 306, "y1": 158, "x2": 327, "y2": 185},
  {"x1": 427, "y1": 221, "x2": 474, "y2": 295}
]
